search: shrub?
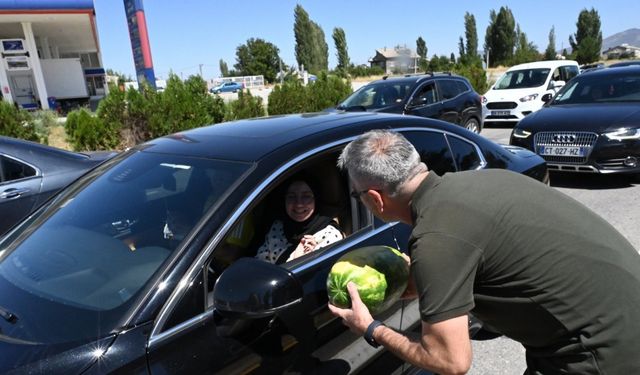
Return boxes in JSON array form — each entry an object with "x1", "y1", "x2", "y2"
[
  {"x1": 267, "y1": 80, "x2": 307, "y2": 115},
  {"x1": 225, "y1": 90, "x2": 265, "y2": 121},
  {"x1": 30, "y1": 110, "x2": 58, "y2": 144},
  {"x1": 267, "y1": 73, "x2": 352, "y2": 115},
  {"x1": 453, "y1": 63, "x2": 489, "y2": 94},
  {"x1": 305, "y1": 72, "x2": 352, "y2": 112},
  {"x1": 149, "y1": 74, "x2": 224, "y2": 137},
  {"x1": 0, "y1": 101, "x2": 38, "y2": 142},
  {"x1": 65, "y1": 108, "x2": 119, "y2": 151}
]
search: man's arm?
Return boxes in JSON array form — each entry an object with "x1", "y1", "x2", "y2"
[{"x1": 328, "y1": 282, "x2": 471, "y2": 375}]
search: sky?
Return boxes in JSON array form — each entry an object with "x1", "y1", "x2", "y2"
[{"x1": 93, "y1": 0, "x2": 640, "y2": 81}]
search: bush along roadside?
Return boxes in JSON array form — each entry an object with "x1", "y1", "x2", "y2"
[
  {"x1": 268, "y1": 72, "x2": 352, "y2": 115},
  {"x1": 0, "y1": 101, "x2": 46, "y2": 144}
]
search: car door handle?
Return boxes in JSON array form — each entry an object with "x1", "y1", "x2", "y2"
[{"x1": 0, "y1": 188, "x2": 31, "y2": 199}]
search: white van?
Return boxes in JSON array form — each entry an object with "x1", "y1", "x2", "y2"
[{"x1": 482, "y1": 60, "x2": 580, "y2": 126}]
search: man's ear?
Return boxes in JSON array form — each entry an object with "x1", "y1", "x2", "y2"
[{"x1": 367, "y1": 189, "x2": 385, "y2": 213}]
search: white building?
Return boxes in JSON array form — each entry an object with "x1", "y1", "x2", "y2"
[{"x1": 0, "y1": 0, "x2": 106, "y2": 110}]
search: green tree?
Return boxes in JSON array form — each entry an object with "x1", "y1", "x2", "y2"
[
  {"x1": 332, "y1": 27, "x2": 350, "y2": 74},
  {"x1": 416, "y1": 36, "x2": 429, "y2": 72},
  {"x1": 569, "y1": 8, "x2": 602, "y2": 64},
  {"x1": 544, "y1": 26, "x2": 557, "y2": 60},
  {"x1": 513, "y1": 24, "x2": 539, "y2": 65},
  {"x1": 458, "y1": 36, "x2": 465, "y2": 61},
  {"x1": 219, "y1": 59, "x2": 229, "y2": 77},
  {"x1": 294, "y1": 5, "x2": 328, "y2": 74},
  {"x1": 484, "y1": 7, "x2": 516, "y2": 67},
  {"x1": 233, "y1": 38, "x2": 281, "y2": 83},
  {"x1": 464, "y1": 12, "x2": 479, "y2": 60}
]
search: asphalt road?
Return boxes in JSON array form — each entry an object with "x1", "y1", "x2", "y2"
[{"x1": 467, "y1": 125, "x2": 640, "y2": 374}]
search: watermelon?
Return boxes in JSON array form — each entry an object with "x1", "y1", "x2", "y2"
[{"x1": 327, "y1": 246, "x2": 410, "y2": 314}]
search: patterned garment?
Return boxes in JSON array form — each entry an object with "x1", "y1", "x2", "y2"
[{"x1": 256, "y1": 220, "x2": 343, "y2": 263}]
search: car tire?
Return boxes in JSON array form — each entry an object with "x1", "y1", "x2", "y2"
[{"x1": 464, "y1": 118, "x2": 481, "y2": 134}]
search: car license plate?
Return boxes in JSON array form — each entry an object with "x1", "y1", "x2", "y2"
[
  {"x1": 491, "y1": 110, "x2": 511, "y2": 116},
  {"x1": 538, "y1": 146, "x2": 585, "y2": 157}
]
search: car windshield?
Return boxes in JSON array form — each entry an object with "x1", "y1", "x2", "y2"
[
  {"x1": 551, "y1": 74, "x2": 640, "y2": 105},
  {"x1": 493, "y1": 68, "x2": 550, "y2": 90},
  {"x1": 339, "y1": 81, "x2": 413, "y2": 110},
  {"x1": 0, "y1": 151, "x2": 249, "y2": 343}
]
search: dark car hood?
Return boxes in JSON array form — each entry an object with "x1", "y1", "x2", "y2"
[
  {"x1": 0, "y1": 334, "x2": 115, "y2": 374},
  {"x1": 520, "y1": 104, "x2": 640, "y2": 132}
]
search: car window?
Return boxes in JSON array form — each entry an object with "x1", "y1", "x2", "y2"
[
  {"x1": 438, "y1": 79, "x2": 460, "y2": 100},
  {"x1": 552, "y1": 73, "x2": 640, "y2": 105},
  {"x1": 0, "y1": 151, "x2": 250, "y2": 342},
  {"x1": 0, "y1": 155, "x2": 37, "y2": 183},
  {"x1": 160, "y1": 149, "x2": 367, "y2": 334},
  {"x1": 403, "y1": 131, "x2": 457, "y2": 174},
  {"x1": 340, "y1": 81, "x2": 413, "y2": 109},
  {"x1": 455, "y1": 80, "x2": 470, "y2": 93},
  {"x1": 494, "y1": 68, "x2": 550, "y2": 89},
  {"x1": 411, "y1": 83, "x2": 436, "y2": 106},
  {"x1": 562, "y1": 65, "x2": 579, "y2": 81},
  {"x1": 447, "y1": 135, "x2": 482, "y2": 170}
]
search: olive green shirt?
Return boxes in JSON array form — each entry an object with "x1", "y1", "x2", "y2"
[{"x1": 409, "y1": 169, "x2": 640, "y2": 374}]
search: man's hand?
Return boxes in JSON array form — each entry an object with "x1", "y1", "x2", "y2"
[{"x1": 327, "y1": 282, "x2": 374, "y2": 336}]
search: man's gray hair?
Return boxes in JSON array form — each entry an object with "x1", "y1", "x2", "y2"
[{"x1": 338, "y1": 130, "x2": 425, "y2": 196}]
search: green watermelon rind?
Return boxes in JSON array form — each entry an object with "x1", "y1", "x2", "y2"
[{"x1": 326, "y1": 246, "x2": 409, "y2": 315}]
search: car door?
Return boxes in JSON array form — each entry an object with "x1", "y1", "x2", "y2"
[
  {"x1": 0, "y1": 154, "x2": 42, "y2": 235},
  {"x1": 435, "y1": 79, "x2": 463, "y2": 124},
  {"x1": 405, "y1": 81, "x2": 442, "y2": 119},
  {"x1": 145, "y1": 141, "x2": 408, "y2": 374}
]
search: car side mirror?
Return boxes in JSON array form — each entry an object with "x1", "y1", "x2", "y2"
[
  {"x1": 551, "y1": 80, "x2": 565, "y2": 89},
  {"x1": 541, "y1": 93, "x2": 553, "y2": 103},
  {"x1": 213, "y1": 258, "x2": 303, "y2": 319}
]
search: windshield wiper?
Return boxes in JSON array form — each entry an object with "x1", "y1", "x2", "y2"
[
  {"x1": 0, "y1": 306, "x2": 17, "y2": 323},
  {"x1": 342, "y1": 105, "x2": 367, "y2": 112}
]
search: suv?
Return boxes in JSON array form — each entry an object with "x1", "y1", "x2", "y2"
[
  {"x1": 482, "y1": 60, "x2": 580, "y2": 127},
  {"x1": 336, "y1": 73, "x2": 484, "y2": 133}
]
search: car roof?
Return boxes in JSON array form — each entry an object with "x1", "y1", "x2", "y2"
[
  {"x1": 581, "y1": 65, "x2": 640, "y2": 77},
  {"x1": 0, "y1": 135, "x2": 90, "y2": 162},
  {"x1": 507, "y1": 60, "x2": 579, "y2": 71},
  {"x1": 137, "y1": 112, "x2": 462, "y2": 162},
  {"x1": 370, "y1": 72, "x2": 466, "y2": 85}
]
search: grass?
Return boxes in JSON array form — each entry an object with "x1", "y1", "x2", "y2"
[{"x1": 48, "y1": 124, "x2": 71, "y2": 150}]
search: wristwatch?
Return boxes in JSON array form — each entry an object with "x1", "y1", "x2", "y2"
[{"x1": 364, "y1": 320, "x2": 385, "y2": 348}]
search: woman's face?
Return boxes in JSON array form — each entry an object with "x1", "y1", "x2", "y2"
[{"x1": 285, "y1": 180, "x2": 315, "y2": 222}]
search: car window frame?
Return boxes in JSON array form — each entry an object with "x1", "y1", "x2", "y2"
[
  {"x1": 407, "y1": 81, "x2": 437, "y2": 108},
  {"x1": 147, "y1": 126, "x2": 487, "y2": 348},
  {"x1": 148, "y1": 136, "x2": 364, "y2": 345},
  {"x1": 0, "y1": 153, "x2": 41, "y2": 185}
]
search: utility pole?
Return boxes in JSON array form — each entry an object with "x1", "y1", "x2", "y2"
[{"x1": 199, "y1": 64, "x2": 203, "y2": 78}]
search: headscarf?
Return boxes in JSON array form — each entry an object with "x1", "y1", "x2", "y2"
[{"x1": 276, "y1": 174, "x2": 338, "y2": 263}]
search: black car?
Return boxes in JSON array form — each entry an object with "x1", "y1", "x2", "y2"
[
  {"x1": 510, "y1": 66, "x2": 640, "y2": 178},
  {"x1": 0, "y1": 112, "x2": 546, "y2": 374},
  {"x1": 335, "y1": 73, "x2": 484, "y2": 133},
  {"x1": 0, "y1": 136, "x2": 115, "y2": 236}
]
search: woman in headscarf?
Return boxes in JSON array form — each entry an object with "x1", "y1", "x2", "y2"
[{"x1": 256, "y1": 175, "x2": 343, "y2": 264}]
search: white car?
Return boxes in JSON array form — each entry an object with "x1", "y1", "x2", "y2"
[{"x1": 482, "y1": 60, "x2": 580, "y2": 126}]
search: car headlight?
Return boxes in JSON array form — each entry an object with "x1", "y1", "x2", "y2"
[
  {"x1": 603, "y1": 128, "x2": 640, "y2": 141},
  {"x1": 519, "y1": 94, "x2": 539, "y2": 102},
  {"x1": 512, "y1": 128, "x2": 532, "y2": 138}
]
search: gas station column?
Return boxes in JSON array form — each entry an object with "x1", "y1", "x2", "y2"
[
  {"x1": 0, "y1": 60, "x2": 12, "y2": 105},
  {"x1": 21, "y1": 22, "x2": 49, "y2": 109}
]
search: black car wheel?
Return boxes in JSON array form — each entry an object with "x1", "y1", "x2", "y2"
[{"x1": 464, "y1": 118, "x2": 481, "y2": 134}]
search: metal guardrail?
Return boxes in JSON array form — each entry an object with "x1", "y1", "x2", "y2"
[{"x1": 210, "y1": 75, "x2": 264, "y2": 90}]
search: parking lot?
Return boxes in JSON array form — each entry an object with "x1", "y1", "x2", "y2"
[{"x1": 469, "y1": 125, "x2": 640, "y2": 374}]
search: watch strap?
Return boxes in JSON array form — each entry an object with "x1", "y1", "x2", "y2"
[{"x1": 364, "y1": 320, "x2": 385, "y2": 348}]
